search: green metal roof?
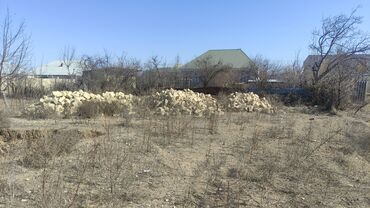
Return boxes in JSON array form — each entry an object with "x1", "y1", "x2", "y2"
[{"x1": 181, "y1": 49, "x2": 253, "y2": 69}]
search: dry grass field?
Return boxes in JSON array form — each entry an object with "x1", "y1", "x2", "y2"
[{"x1": 0, "y1": 100, "x2": 370, "y2": 207}]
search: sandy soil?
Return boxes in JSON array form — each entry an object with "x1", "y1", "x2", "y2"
[{"x1": 0, "y1": 105, "x2": 369, "y2": 207}]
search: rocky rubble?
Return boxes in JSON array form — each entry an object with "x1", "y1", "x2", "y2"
[
  {"x1": 23, "y1": 90, "x2": 135, "y2": 117},
  {"x1": 225, "y1": 92, "x2": 273, "y2": 113},
  {"x1": 148, "y1": 89, "x2": 222, "y2": 116},
  {"x1": 23, "y1": 90, "x2": 274, "y2": 118}
]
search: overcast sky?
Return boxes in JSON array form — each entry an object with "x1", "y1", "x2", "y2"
[{"x1": 1, "y1": 0, "x2": 370, "y2": 67}]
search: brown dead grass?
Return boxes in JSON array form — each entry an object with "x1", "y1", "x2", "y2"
[{"x1": 0, "y1": 106, "x2": 369, "y2": 207}]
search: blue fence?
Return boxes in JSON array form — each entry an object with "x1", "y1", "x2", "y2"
[{"x1": 246, "y1": 87, "x2": 311, "y2": 97}]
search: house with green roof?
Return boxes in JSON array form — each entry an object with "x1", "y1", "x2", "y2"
[
  {"x1": 178, "y1": 49, "x2": 255, "y2": 88},
  {"x1": 182, "y1": 49, "x2": 254, "y2": 69}
]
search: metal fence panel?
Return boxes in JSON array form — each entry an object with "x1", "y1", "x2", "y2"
[{"x1": 354, "y1": 80, "x2": 368, "y2": 102}]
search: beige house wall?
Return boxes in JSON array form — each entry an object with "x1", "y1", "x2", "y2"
[
  {"x1": 1, "y1": 77, "x2": 73, "y2": 96},
  {"x1": 17, "y1": 77, "x2": 71, "y2": 88}
]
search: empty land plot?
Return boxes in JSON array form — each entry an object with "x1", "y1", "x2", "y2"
[{"x1": 0, "y1": 105, "x2": 369, "y2": 207}]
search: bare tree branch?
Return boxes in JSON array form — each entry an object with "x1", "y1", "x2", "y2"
[
  {"x1": 309, "y1": 7, "x2": 370, "y2": 84},
  {"x1": 144, "y1": 55, "x2": 166, "y2": 89},
  {"x1": 249, "y1": 56, "x2": 281, "y2": 89},
  {"x1": 79, "y1": 51, "x2": 140, "y2": 92},
  {"x1": 0, "y1": 9, "x2": 30, "y2": 106},
  {"x1": 61, "y1": 46, "x2": 76, "y2": 76},
  {"x1": 194, "y1": 55, "x2": 232, "y2": 88}
]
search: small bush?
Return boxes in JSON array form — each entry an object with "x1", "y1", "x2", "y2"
[
  {"x1": 99, "y1": 101, "x2": 124, "y2": 116},
  {"x1": 77, "y1": 101, "x2": 102, "y2": 118},
  {"x1": 9, "y1": 85, "x2": 49, "y2": 99},
  {"x1": 77, "y1": 101, "x2": 127, "y2": 118},
  {"x1": 0, "y1": 110, "x2": 10, "y2": 129},
  {"x1": 22, "y1": 105, "x2": 59, "y2": 120},
  {"x1": 19, "y1": 130, "x2": 80, "y2": 169},
  {"x1": 308, "y1": 81, "x2": 354, "y2": 110},
  {"x1": 282, "y1": 92, "x2": 304, "y2": 106}
]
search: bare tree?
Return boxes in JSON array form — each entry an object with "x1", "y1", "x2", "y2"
[
  {"x1": 145, "y1": 56, "x2": 166, "y2": 71},
  {"x1": 60, "y1": 46, "x2": 76, "y2": 76},
  {"x1": 117, "y1": 53, "x2": 141, "y2": 69},
  {"x1": 79, "y1": 55, "x2": 103, "y2": 72},
  {"x1": 0, "y1": 9, "x2": 30, "y2": 106},
  {"x1": 80, "y1": 51, "x2": 140, "y2": 92},
  {"x1": 114, "y1": 54, "x2": 141, "y2": 92},
  {"x1": 308, "y1": 8, "x2": 370, "y2": 109},
  {"x1": 79, "y1": 50, "x2": 114, "y2": 72},
  {"x1": 309, "y1": 8, "x2": 370, "y2": 84},
  {"x1": 250, "y1": 56, "x2": 280, "y2": 90},
  {"x1": 144, "y1": 56, "x2": 166, "y2": 89},
  {"x1": 280, "y1": 52, "x2": 303, "y2": 88},
  {"x1": 332, "y1": 61, "x2": 360, "y2": 107},
  {"x1": 194, "y1": 56, "x2": 232, "y2": 88}
]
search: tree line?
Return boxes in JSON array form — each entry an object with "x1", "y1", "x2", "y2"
[{"x1": 0, "y1": 7, "x2": 369, "y2": 110}]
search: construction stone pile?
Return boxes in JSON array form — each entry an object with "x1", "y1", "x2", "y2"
[
  {"x1": 225, "y1": 92, "x2": 273, "y2": 113},
  {"x1": 23, "y1": 90, "x2": 136, "y2": 117},
  {"x1": 23, "y1": 90, "x2": 274, "y2": 118},
  {"x1": 148, "y1": 89, "x2": 222, "y2": 116}
]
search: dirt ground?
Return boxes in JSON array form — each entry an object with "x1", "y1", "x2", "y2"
[{"x1": 0, "y1": 104, "x2": 370, "y2": 207}]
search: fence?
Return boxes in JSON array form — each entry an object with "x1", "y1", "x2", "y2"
[{"x1": 353, "y1": 79, "x2": 368, "y2": 103}]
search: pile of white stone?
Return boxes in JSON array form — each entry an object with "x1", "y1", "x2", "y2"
[
  {"x1": 225, "y1": 92, "x2": 273, "y2": 113},
  {"x1": 148, "y1": 89, "x2": 222, "y2": 116},
  {"x1": 23, "y1": 90, "x2": 274, "y2": 118},
  {"x1": 23, "y1": 90, "x2": 136, "y2": 117}
]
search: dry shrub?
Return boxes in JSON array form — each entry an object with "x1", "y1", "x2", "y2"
[
  {"x1": 83, "y1": 121, "x2": 135, "y2": 206},
  {"x1": 264, "y1": 93, "x2": 308, "y2": 108},
  {"x1": 76, "y1": 101, "x2": 102, "y2": 118},
  {"x1": 35, "y1": 144, "x2": 94, "y2": 208},
  {"x1": 207, "y1": 114, "x2": 219, "y2": 134},
  {"x1": 100, "y1": 101, "x2": 125, "y2": 116},
  {"x1": 216, "y1": 92, "x2": 230, "y2": 108},
  {"x1": 189, "y1": 153, "x2": 244, "y2": 207},
  {"x1": 309, "y1": 78, "x2": 355, "y2": 110},
  {"x1": 19, "y1": 130, "x2": 79, "y2": 169},
  {"x1": 264, "y1": 94, "x2": 283, "y2": 108},
  {"x1": 309, "y1": 85, "x2": 337, "y2": 110},
  {"x1": 10, "y1": 84, "x2": 49, "y2": 99},
  {"x1": 77, "y1": 101, "x2": 127, "y2": 118},
  {"x1": 133, "y1": 96, "x2": 151, "y2": 118},
  {"x1": 22, "y1": 105, "x2": 59, "y2": 120},
  {"x1": 282, "y1": 92, "x2": 307, "y2": 106},
  {"x1": 154, "y1": 115, "x2": 195, "y2": 147},
  {"x1": 0, "y1": 110, "x2": 10, "y2": 129}
]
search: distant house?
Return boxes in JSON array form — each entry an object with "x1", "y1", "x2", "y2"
[
  {"x1": 16, "y1": 60, "x2": 82, "y2": 89},
  {"x1": 33, "y1": 60, "x2": 82, "y2": 79},
  {"x1": 303, "y1": 55, "x2": 370, "y2": 101},
  {"x1": 3, "y1": 60, "x2": 82, "y2": 96},
  {"x1": 179, "y1": 49, "x2": 255, "y2": 88},
  {"x1": 25, "y1": 60, "x2": 82, "y2": 89},
  {"x1": 303, "y1": 55, "x2": 369, "y2": 80}
]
